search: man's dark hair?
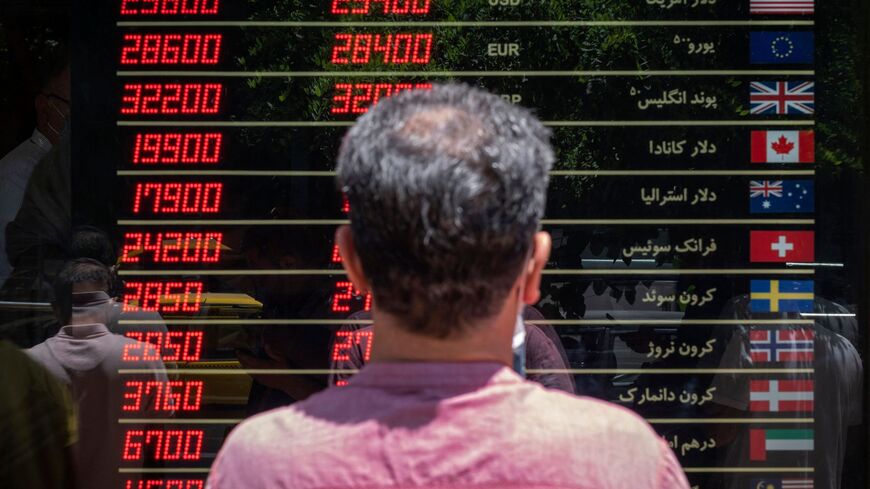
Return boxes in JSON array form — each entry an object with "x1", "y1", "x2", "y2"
[
  {"x1": 52, "y1": 258, "x2": 111, "y2": 325},
  {"x1": 336, "y1": 84, "x2": 554, "y2": 337},
  {"x1": 71, "y1": 226, "x2": 117, "y2": 266}
]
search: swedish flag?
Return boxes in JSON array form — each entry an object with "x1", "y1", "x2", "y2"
[{"x1": 750, "y1": 280, "x2": 814, "y2": 313}]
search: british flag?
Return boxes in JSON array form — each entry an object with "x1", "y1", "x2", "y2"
[
  {"x1": 750, "y1": 81, "x2": 815, "y2": 115},
  {"x1": 750, "y1": 180, "x2": 784, "y2": 198}
]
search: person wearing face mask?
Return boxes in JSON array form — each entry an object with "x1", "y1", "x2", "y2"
[
  {"x1": 26, "y1": 258, "x2": 166, "y2": 489},
  {"x1": 208, "y1": 85, "x2": 689, "y2": 489},
  {"x1": 0, "y1": 59, "x2": 69, "y2": 288}
]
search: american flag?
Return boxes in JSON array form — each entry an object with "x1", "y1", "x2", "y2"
[
  {"x1": 750, "y1": 0, "x2": 814, "y2": 15},
  {"x1": 750, "y1": 81, "x2": 815, "y2": 115},
  {"x1": 750, "y1": 180, "x2": 784, "y2": 198}
]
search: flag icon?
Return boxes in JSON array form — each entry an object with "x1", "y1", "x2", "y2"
[
  {"x1": 750, "y1": 429, "x2": 813, "y2": 461},
  {"x1": 750, "y1": 280, "x2": 814, "y2": 313},
  {"x1": 751, "y1": 130, "x2": 814, "y2": 163},
  {"x1": 750, "y1": 0, "x2": 814, "y2": 14},
  {"x1": 750, "y1": 32, "x2": 814, "y2": 64},
  {"x1": 750, "y1": 478, "x2": 814, "y2": 489},
  {"x1": 749, "y1": 180, "x2": 814, "y2": 213},
  {"x1": 750, "y1": 380, "x2": 814, "y2": 412},
  {"x1": 750, "y1": 82, "x2": 815, "y2": 115},
  {"x1": 750, "y1": 231, "x2": 814, "y2": 262},
  {"x1": 750, "y1": 328, "x2": 814, "y2": 362}
]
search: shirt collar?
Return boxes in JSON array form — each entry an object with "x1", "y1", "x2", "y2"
[
  {"x1": 30, "y1": 128, "x2": 53, "y2": 152},
  {"x1": 58, "y1": 322, "x2": 111, "y2": 339},
  {"x1": 348, "y1": 361, "x2": 520, "y2": 389}
]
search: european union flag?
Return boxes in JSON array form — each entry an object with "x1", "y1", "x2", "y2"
[
  {"x1": 750, "y1": 280, "x2": 814, "y2": 313},
  {"x1": 749, "y1": 180, "x2": 814, "y2": 214},
  {"x1": 750, "y1": 32, "x2": 814, "y2": 64}
]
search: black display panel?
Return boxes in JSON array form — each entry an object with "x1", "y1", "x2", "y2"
[{"x1": 70, "y1": 0, "x2": 867, "y2": 488}]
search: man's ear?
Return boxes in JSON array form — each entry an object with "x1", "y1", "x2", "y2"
[
  {"x1": 336, "y1": 225, "x2": 370, "y2": 293},
  {"x1": 521, "y1": 231, "x2": 551, "y2": 305}
]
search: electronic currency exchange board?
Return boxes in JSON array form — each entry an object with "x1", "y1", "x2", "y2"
[{"x1": 71, "y1": 0, "x2": 867, "y2": 488}]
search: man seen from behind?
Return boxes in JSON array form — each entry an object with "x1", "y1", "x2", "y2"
[{"x1": 208, "y1": 84, "x2": 690, "y2": 489}]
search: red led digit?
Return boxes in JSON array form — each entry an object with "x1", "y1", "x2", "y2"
[
  {"x1": 331, "y1": 281, "x2": 372, "y2": 312},
  {"x1": 180, "y1": 0, "x2": 200, "y2": 14},
  {"x1": 351, "y1": 83, "x2": 375, "y2": 114},
  {"x1": 391, "y1": 34, "x2": 413, "y2": 63},
  {"x1": 331, "y1": 244, "x2": 342, "y2": 263},
  {"x1": 161, "y1": 34, "x2": 182, "y2": 63},
  {"x1": 122, "y1": 430, "x2": 203, "y2": 461},
  {"x1": 120, "y1": 34, "x2": 221, "y2": 65},
  {"x1": 411, "y1": 34, "x2": 433, "y2": 63},
  {"x1": 122, "y1": 282, "x2": 203, "y2": 313},
  {"x1": 161, "y1": 0, "x2": 180, "y2": 13},
  {"x1": 331, "y1": 83, "x2": 431, "y2": 114},
  {"x1": 351, "y1": 34, "x2": 373, "y2": 63},
  {"x1": 125, "y1": 481, "x2": 205, "y2": 489},
  {"x1": 201, "y1": 34, "x2": 222, "y2": 63},
  {"x1": 123, "y1": 331, "x2": 203, "y2": 361},
  {"x1": 120, "y1": 84, "x2": 222, "y2": 115},
  {"x1": 131, "y1": 183, "x2": 223, "y2": 214},
  {"x1": 331, "y1": 0, "x2": 428, "y2": 14},
  {"x1": 331, "y1": 34, "x2": 352, "y2": 64},
  {"x1": 122, "y1": 381, "x2": 145, "y2": 411},
  {"x1": 121, "y1": 232, "x2": 223, "y2": 263},
  {"x1": 132, "y1": 133, "x2": 222, "y2": 164},
  {"x1": 372, "y1": 34, "x2": 391, "y2": 62},
  {"x1": 331, "y1": 330, "x2": 374, "y2": 362}
]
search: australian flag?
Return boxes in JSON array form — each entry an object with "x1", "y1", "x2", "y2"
[
  {"x1": 750, "y1": 32, "x2": 814, "y2": 64},
  {"x1": 750, "y1": 81, "x2": 815, "y2": 115},
  {"x1": 749, "y1": 180, "x2": 814, "y2": 213}
]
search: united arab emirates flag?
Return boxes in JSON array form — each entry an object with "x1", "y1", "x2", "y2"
[{"x1": 750, "y1": 429, "x2": 814, "y2": 461}]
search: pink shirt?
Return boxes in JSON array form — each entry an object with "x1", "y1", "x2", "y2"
[{"x1": 208, "y1": 362, "x2": 689, "y2": 489}]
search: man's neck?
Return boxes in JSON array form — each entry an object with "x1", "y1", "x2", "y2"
[{"x1": 369, "y1": 308, "x2": 515, "y2": 366}]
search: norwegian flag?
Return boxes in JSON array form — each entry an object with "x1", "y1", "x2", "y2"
[
  {"x1": 750, "y1": 379, "x2": 814, "y2": 412},
  {"x1": 750, "y1": 328, "x2": 814, "y2": 362},
  {"x1": 750, "y1": 81, "x2": 815, "y2": 115}
]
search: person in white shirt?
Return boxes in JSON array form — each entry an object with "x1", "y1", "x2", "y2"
[{"x1": 0, "y1": 62, "x2": 69, "y2": 286}]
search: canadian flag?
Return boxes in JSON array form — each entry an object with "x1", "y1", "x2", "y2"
[{"x1": 751, "y1": 130, "x2": 814, "y2": 163}]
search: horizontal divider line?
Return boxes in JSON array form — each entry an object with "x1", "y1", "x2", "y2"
[
  {"x1": 116, "y1": 69, "x2": 816, "y2": 77},
  {"x1": 116, "y1": 268, "x2": 814, "y2": 276},
  {"x1": 117, "y1": 218, "x2": 816, "y2": 225},
  {"x1": 682, "y1": 467, "x2": 813, "y2": 474},
  {"x1": 118, "y1": 368, "x2": 813, "y2": 375},
  {"x1": 115, "y1": 467, "x2": 814, "y2": 475},
  {"x1": 117, "y1": 318, "x2": 816, "y2": 326},
  {"x1": 115, "y1": 169, "x2": 817, "y2": 177},
  {"x1": 116, "y1": 417, "x2": 812, "y2": 424},
  {"x1": 116, "y1": 20, "x2": 815, "y2": 27},
  {"x1": 117, "y1": 120, "x2": 816, "y2": 127}
]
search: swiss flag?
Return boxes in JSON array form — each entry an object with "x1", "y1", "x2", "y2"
[
  {"x1": 750, "y1": 231, "x2": 815, "y2": 263},
  {"x1": 751, "y1": 130, "x2": 814, "y2": 163}
]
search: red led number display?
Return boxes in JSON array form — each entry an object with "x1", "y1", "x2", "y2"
[
  {"x1": 122, "y1": 331, "x2": 204, "y2": 362},
  {"x1": 122, "y1": 380, "x2": 204, "y2": 412},
  {"x1": 133, "y1": 133, "x2": 222, "y2": 164},
  {"x1": 121, "y1": 83, "x2": 222, "y2": 115},
  {"x1": 120, "y1": 0, "x2": 219, "y2": 15},
  {"x1": 123, "y1": 430, "x2": 204, "y2": 461},
  {"x1": 126, "y1": 481, "x2": 204, "y2": 489},
  {"x1": 332, "y1": 281, "x2": 372, "y2": 312},
  {"x1": 332, "y1": 330, "x2": 373, "y2": 362},
  {"x1": 332, "y1": 83, "x2": 432, "y2": 114},
  {"x1": 121, "y1": 34, "x2": 222, "y2": 65},
  {"x1": 331, "y1": 33, "x2": 432, "y2": 65},
  {"x1": 132, "y1": 182, "x2": 223, "y2": 214},
  {"x1": 331, "y1": 0, "x2": 430, "y2": 14},
  {"x1": 122, "y1": 281, "x2": 204, "y2": 313},
  {"x1": 121, "y1": 232, "x2": 223, "y2": 263}
]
